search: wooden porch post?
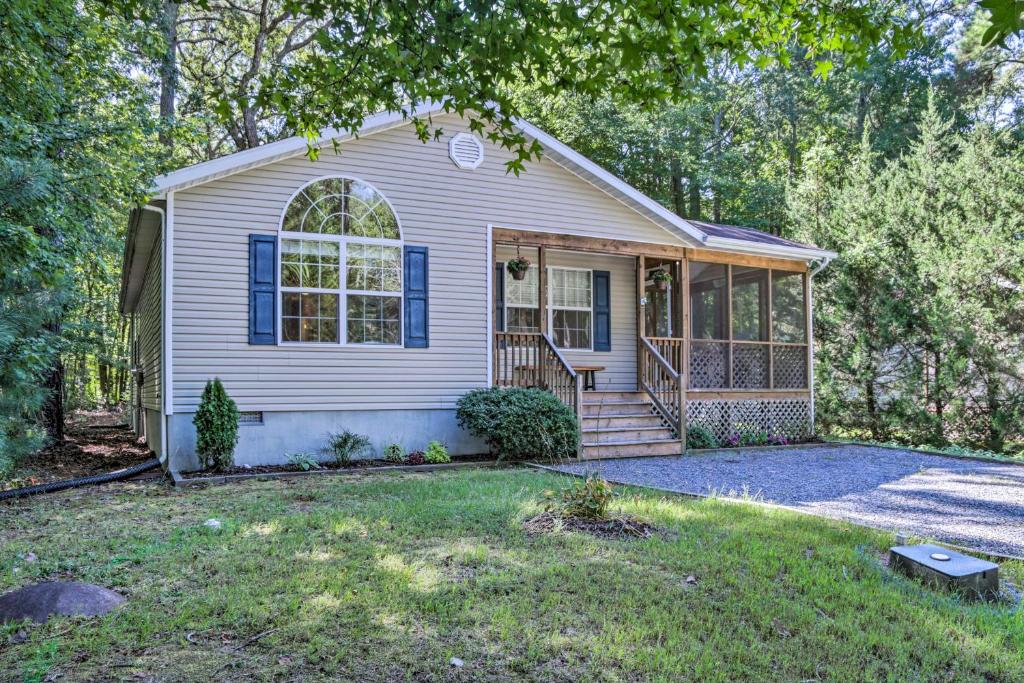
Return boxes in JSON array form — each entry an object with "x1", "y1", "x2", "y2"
[
  {"x1": 538, "y1": 246, "x2": 548, "y2": 335},
  {"x1": 767, "y1": 268, "x2": 774, "y2": 390},
  {"x1": 726, "y1": 264, "x2": 733, "y2": 389},
  {"x1": 636, "y1": 255, "x2": 645, "y2": 391},
  {"x1": 680, "y1": 258, "x2": 688, "y2": 453}
]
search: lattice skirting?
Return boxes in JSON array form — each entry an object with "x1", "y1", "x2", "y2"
[{"x1": 686, "y1": 398, "x2": 811, "y2": 443}]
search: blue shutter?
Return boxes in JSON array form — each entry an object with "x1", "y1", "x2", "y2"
[
  {"x1": 249, "y1": 234, "x2": 277, "y2": 345},
  {"x1": 403, "y1": 245, "x2": 429, "y2": 348},
  {"x1": 593, "y1": 270, "x2": 611, "y2": 352},
  {"x1": 494, "y1": 262, "x2": 505, "y2": 332}
]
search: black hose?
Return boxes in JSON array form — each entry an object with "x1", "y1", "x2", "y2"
[{"x1": 0, "y1": 458, "x2": 162, "y2": 500}]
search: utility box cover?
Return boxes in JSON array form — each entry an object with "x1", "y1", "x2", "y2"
[{"x1": 890, "y1": 544, "x2": 999, "y2": 600}]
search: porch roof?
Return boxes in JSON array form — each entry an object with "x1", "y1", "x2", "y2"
[{"x1": 688, "y1": 221, "x2": 823, "y2": 251}]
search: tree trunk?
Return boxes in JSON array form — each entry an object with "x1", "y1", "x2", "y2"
[
  {"x1": 984, "y1": 370, "x2": 1004, "y2": 453},
  {"x1": 670, "y1": 158, "x2": 686, "y2": 218},
  {"x1": 931, "y1": 349, "x2": 944, "y2": 444},
  {"x1": 687, "y1": 169, "x2": 700, "y2": 220},
  {"x1": 41, "y1": 321, "x2": 65, "y2": 443},
  {"x1": 159, "y1": 0, "x2": 179, "y2": 150},
  {"x1": 711, "y1": 109, "x2": 723, "y2": 223},
  {"x1": 864, "y1": 377, "x2": 880, "y2": 441}
]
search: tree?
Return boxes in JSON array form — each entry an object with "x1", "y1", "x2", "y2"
[
  {"x1": 793, "y1": 95, "x2": 1024, "y2": 450},
  {"x1": 0, "y1": 0, "x2": 157, "y2": 472}
]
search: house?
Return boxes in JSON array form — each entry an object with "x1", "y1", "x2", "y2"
[{"x1": 118, "y1": 102, "x2": 835, "y2": 472}]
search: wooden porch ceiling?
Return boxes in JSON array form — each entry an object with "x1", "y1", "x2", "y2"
[{"x1": 492, "y1": 228, "x2": 808, "y2": 272}]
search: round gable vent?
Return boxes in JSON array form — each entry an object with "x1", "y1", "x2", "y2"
[{"x1": 449, "y1": 132, "x2": 484, "y2": 170}]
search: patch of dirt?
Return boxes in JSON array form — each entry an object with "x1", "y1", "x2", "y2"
[
  {"x1": 2, "y1": 413, "x2": 154, "y2": 491},
  {"x1": 522, "y1": 511, "x2": 672, "y2": 541},
  {"x1": 181, "y1": 453, "x2": 495, "y2": 478}
]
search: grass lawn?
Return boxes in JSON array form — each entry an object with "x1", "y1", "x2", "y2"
[{"x1": 1, "y1": 468, "x2": 1022, "y2": 682}]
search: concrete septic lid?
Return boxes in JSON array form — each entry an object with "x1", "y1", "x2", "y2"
[
  {"x1": 0, "y1": 582, "x2": 125, "y2": 624},
  {"x1": 890, "y1": 544, "x2": 998, "y2": 577}
]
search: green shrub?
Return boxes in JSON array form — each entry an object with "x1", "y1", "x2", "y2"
[
  {"x1": 193, "y1": 378, "x2": 238, "y2": 471},
  {"x1": 383, "y1": 442, "x2": 405, "y2": 463},
  {"x1": 546, "y1": 475, "x2": 614, "y2": 520},
  {"x1": 456, "y1": 387, "x2": 579, "y2": 462},
  {"x1": 287, "y1": 452, "x2": 320, "y2": 471},
  {"x1": 686, "y1": 424, "x2": 718, "y2": 450},
  {"x1": 424, "y1": 440, "x2": 450, "y2": 464},
  {"x1": 325, "y1": 429, "x2": 370, "y2": 465}
]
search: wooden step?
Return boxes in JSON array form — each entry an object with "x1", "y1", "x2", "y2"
[
  {"x1": 581, "y1": 391, "x2": 647, "y2": 403},
  {"x1": 581, "y1": 426, "x2": 676, "y2": 443},
  {"x1": 582, "y1": 401, "x2": 652, "y2": 416},
  {"x1": 581, "y1": 438, "x2": 683, "y2": 459},
  {"x1": 581, "y1": 414, "x2": 666, "y2": 430}
]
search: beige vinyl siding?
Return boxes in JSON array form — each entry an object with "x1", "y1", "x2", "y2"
[
  {"x1": 171, "y1": 114, "x2": 685, "y2": 411},
  {"x1": 137, "y1": 235, "x2": 162, "y2": 410},
  {"x1": 496, "y1": 247, "x2": 636, "y2": 391}
]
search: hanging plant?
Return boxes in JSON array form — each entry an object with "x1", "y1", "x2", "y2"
[
  {"x1": 507, "y1": 255, "x2": 531, "y2": 280},
  {"x1": 652, "y1": 268, "x2": 673, "y2": 291}
]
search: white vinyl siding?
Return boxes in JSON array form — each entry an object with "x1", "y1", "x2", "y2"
[
  {"x1": 170, "y1": 114, "x2": 676, "y2": 411},
  {"x1": 137, "y1": 235, "x2": 162, "y2": 410}
]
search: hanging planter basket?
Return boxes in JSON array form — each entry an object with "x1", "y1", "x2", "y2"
[
  {"x1": 653, "y1": 270, "x2": 673, "y2": 292},
  {"x1": 507, "y1": 257, "x2": 531, "y2": 281}
]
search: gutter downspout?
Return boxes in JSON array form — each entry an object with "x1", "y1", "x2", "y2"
[
  {"x1": 807, "y1": 255, "x2": 833, "y2": 435},
  {"x1": 140, "y1": 204, "x2": 169, "y2": 467}
]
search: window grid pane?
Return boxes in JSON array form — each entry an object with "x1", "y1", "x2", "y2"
[
  {"x1": 552, "y1": 309, "x2": 591, "y2": 350},
  {"x1": 507, "y1": 307, "x2": 540, "y2": 334},
  {"x1": 282, "y1": 292, "x2": 339, "y2": 343},
  {"x1": 505, "y1": 266, "x2": 538, "y2": 307},
  {"x1": 282, "y1": 178, "x2": 399, "y2": 239},
  {"x1": 347, "y1": 243, "x2": 402, "y2": 292},
  {"x1": 551, "y1": 269, "x2": 591, "y2": 308},
  {"x1": 347, "y1": 294, "x2": 401, "y2": 344}
]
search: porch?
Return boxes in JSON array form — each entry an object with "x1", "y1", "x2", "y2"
[{"x1": 490, "y1": 228, "x2": 814, "y2": 458}]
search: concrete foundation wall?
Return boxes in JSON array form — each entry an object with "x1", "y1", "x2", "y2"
[
  {"x1": 166, "y1": 408, "x2": 487, "y2": 472},
  {"x1": 143, "y1": 408, "x2": 164, "y2": 463}
]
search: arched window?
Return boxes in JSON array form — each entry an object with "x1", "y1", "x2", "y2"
[{"x1": 279, "y1": 177, "x2": 403, "y2": 345}]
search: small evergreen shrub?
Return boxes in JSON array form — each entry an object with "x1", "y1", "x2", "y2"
[
  {"x1": 406, "y1": 450, "x2": 425, "y2": 465},
  {"x1": 546, "y1": 475, "x2": 614, "y2": 520},
  {"x1": 686, "y1": 424, "x2": 718, "y2": 450},
  {"x1": 383, "y1": 442, "x2": 405, "y2": 463},
  {"x1": 193, "y1": 378, "x2": 238, "y2": 471},
  {"x1": 325, "y1": 429, "x2": 371, "y2": 465},
  {"x1": 287, "y1": 452, "x2": 320, "y2": 471},
  {"x1": 424, "y1": 440, "x2": 450, "y2": 464},
  {"x1": 456, "y1": 387, "x2": 579, "y2": 462}
]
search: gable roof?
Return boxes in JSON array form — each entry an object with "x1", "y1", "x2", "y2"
[{"x1": 148, "y1": 102, "x2": 835, "y2": 262}]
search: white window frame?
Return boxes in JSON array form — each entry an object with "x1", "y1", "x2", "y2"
[
  {"x1": 277, "y1": 175, "x2": 404, "y2": 348},
  {"x1": 547, "y1": 266, "x2": 594, "y2": 352},
  {"x1": 503, "y1": 264, "x2": 541, "y2": 334}
]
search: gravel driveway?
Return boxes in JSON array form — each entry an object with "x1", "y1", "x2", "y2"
[{"x1": 552, "y1": 445, "x2": 1024, "y2": 557}]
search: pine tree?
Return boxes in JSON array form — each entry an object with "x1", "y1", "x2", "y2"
[{"x1": 193, "y1": 378, "x2": 239, "y2": 471}]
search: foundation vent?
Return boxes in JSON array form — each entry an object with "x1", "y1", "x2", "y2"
[
  {"x1": 449, "y1": 133, "x2": 484, "y2": 169},
  {"x1": 238, "y1": 411, "x2": 264, "y2": 425}
]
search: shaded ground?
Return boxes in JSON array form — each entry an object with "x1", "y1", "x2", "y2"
[
  {"x1": 553, "y1": 444, "x2": 1024, "y2": 557},
  {"x1": 0, "y1": 469, "x2": 1021, "y2": 681},
  {"x1": 2, "y1": 413, "x2": 154, "y2": 491}
]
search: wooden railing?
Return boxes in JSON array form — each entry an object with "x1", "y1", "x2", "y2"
[
  {"x1": 639, "y1": 337, "x2": 685, "y2": 439},
  {"x1": 646, "y1": 337, "x2": 685, "y2": 374},
  {"x1": 494, "y1": 332, "x2": 581, "y2": 421}
]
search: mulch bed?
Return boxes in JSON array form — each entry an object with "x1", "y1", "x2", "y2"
[
  {"x1": 2, "y1": 418, "x2": 154, "y2": 491},
  {"x1": 180, "y1": 452, "x2": 496, "y2": 479},
  {"x1": 522, "y1": 510, "x2": 671, "y2": 541}
]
